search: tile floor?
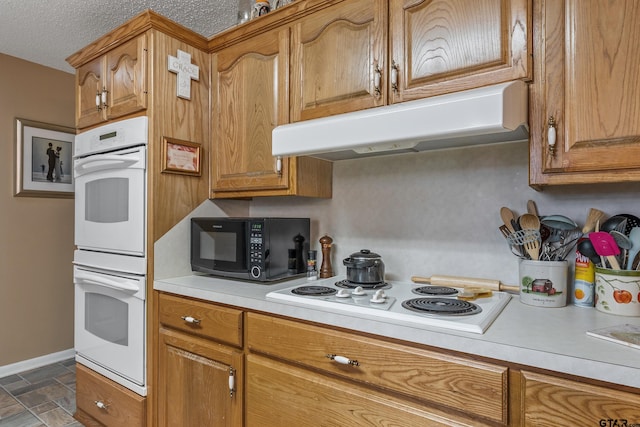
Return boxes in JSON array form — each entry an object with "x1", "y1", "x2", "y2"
[{"x1": 0, "y1": 359, "x2": 82, "y2": 427}]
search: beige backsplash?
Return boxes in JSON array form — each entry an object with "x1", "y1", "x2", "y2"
[
  {"x1": 249, "y1": 141, "x2": 639, "y2": 285},
  {"x1": 156, "y1": 141, "x2": 638, "y2": 285}
]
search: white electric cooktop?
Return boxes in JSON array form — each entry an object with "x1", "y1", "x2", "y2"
[{"x1": 266, "y1": 277, "x2": 512, "y2": 334}]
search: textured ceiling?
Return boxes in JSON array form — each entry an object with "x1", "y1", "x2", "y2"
[{"x1": 0, "y1": 0, "x2": 238, "y2": 74}]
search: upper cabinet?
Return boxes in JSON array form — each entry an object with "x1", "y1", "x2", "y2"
[
  {"x1": 210, "y1": 20, "x2": 332, "y2": 199},
  {"x1": 291, "y1": 0, "x2": 531, "y2": 122},
  {"x1": 530, "y1": 0, "x2": 640, "y2": 187},
  {"x1": 75, "y1": 35, "x2": 147, "y2": 129}
]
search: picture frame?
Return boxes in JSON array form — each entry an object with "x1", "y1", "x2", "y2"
[
  {"x1": 161, "y1": 137, "x2": 202, "y2": 176},
  {"x1": 15, "y1": 118, "x2": 75, "y2": 198}
]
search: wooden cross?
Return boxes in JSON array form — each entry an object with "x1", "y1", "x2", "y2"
[{"x1": 168, "y1": 50, "x2": 199, "y2": 100}]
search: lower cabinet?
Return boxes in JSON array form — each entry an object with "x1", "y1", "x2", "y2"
[
  {"x1": 520, "y1": 371, "x2": 640, "y2": 427},
  {"x1": 246, "y1": 312, "x2": 508, "y2": 426},
  {"x1": 157, "y1": 327, "x2": 243, "y2": 427},
  {"x1": 156, "y1": 293, "x2": 244, "y2": 427},
  {"x1": 74, "y1": 364, "x2": 146, "y2": 427}
]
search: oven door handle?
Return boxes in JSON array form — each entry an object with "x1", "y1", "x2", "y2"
[
  {"x1": 75, "y1": 270, "x2": 140, "y2": 293},
  {"x1": 74, "y1": 154, "x2": 143, "y2": 177}
]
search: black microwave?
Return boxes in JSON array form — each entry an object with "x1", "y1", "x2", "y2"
[{"x1": 191, "y1": 217, "x2": 310, "y2": 282}]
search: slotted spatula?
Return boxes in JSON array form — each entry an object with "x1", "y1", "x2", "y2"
[{"x1": 589, "y1": 231, "x2": 621, "y2": 270}]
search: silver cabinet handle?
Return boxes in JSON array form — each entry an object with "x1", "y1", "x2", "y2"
[
  {"x1": 326, "y1": 353, "x2": 359, "y2": 367},
  {"x1": 101, "y1": 88, "x2": 108, "y2": 109},
  {"x1": 390, "y1": 60, "x2": 400, "y2": 93},
  {"x1": 229, "y1": 367, "x2": 235, "y2": 398},
  {"x1": 95, "y1": 400, "x2": 109, "y2": 410},
  {"x1": 181, "y1": 315, "x2": 201, "y2": 324},
  {"x1": 95, "y1": 91, "x2": 102, "y2": 111},
  {"x1": 547, "y1": 115, "x2": 557, "y2": 157},
  {"x1": 276, "y1": 156, "x2": 283, "y2": 177},
  {"x1": 374, "y1": 64, "x2": 382, "y2": 98}
]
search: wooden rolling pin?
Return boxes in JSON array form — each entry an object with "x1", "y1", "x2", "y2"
[{"x1": 411, "y1": 275, "x2": 520, "y2": 293}]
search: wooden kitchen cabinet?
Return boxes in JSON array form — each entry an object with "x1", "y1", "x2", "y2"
[
  {"x1": 74, "y1": 34, "x2": 147, "y2": 129},
  {"x1": 291, "y1": 0, "x2": 531, "y2": 121},
  {"x1": 75, "y1": 363, "x2": 146, "y2": 427},
  {"x1": 246, "y1": 312, "x2": 509, "y2": 425},
  {"x1": 519, "y1": 370, "x2": 640, "y2": 426},
  {"x1": 157, "y1": 293, "x2": 243, "y2": 427},
  {"x1": 210, "y1": 24, "x2": 332, "y2": 198},
  {"x1": 529, "y1": 0, "x2": 640, "y2": 187}
]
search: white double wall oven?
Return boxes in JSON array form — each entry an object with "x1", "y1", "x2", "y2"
[{"x1": 73, "y1": 116, "x2": 148, "y2": 396}]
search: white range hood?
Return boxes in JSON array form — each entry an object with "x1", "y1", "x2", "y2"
[{"x1": 272, "y1": 81, "x2": 529, "y2": 161}]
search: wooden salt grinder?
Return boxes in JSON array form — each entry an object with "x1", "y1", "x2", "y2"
[{"x1": 319, "y1": 235, "x2": 333, "y2": 278}]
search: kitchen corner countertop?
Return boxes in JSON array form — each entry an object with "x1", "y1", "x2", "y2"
[{"x1": 154, "y1": 274, "x2": 640, "y2": 389}]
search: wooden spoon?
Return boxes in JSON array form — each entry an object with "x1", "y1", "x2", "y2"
[
  {"x1": 582, "y1": 208, "x2": 606, "y2": 234},
  {"x1": 519, "y1": 213, "x2": 541, "y2": 231},
  {"x1": 500, "y1": 207, "x2": 517, "y2": 233}
]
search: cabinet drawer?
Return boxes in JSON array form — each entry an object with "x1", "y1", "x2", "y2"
[
  {"x1": 247, "y1": 313, "x2": 508, "y2": 424},
  {"x1": 75, "y1": 364, "x2": 145, "y2": 427},
  {"x1": 159, "y1": 293, "x2": 243, "y2": 348}
]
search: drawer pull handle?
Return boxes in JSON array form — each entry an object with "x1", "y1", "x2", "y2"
[
  {"x1": 229, "y1": 367, "x2": 235, "y2": 398},
  {"x1": 95, "y1": 400, "x2": 109, "y2": 410},
  {"x1": 326, "y1": 353, "x2": 359, "y2": 367},
  {"x1": 181, "y1": 315, "x2": 201, "y2": 324}
]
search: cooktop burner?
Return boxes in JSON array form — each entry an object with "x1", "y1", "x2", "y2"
[
  {"x1": 266, "y1": 277, "x2": 512, "y2": 334},
  {"x1": 402, "y1": 298, "x2": 482, "y2": 316},
  {"x1": 412, "y1": 286, "x2": 458, "y2": 296},
  {"x1": 334, "y1": 279, "x2": 390, "y2": 290},
  {"x1": 291, "y1": 285, "x2": 337, "y2": 296}
]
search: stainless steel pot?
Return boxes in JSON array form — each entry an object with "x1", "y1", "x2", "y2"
[{"x1": 343, "y1": 249, "x2": 385, "y2": 284}]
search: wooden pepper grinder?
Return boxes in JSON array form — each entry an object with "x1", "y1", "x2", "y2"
[{"x1": 319, "y1": 235, "x2": 333, "y2": 278}]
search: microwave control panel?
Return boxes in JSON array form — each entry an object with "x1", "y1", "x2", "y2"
[{"x1": 249, "y1": 222, "x2": 265, "y2": 278}]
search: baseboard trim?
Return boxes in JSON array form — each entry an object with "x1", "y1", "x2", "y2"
[{"x1": 0, "y1": 348, "x2": 75, "y2": 377}]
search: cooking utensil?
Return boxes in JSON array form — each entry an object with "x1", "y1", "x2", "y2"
[
  {"x1": 524, "y1": 237, "x2": 540, "y2": 260},
  {"x1": 410, "y1": 275, "x2": 519, "y2": 293},
  {"x1": 519, "y1": 213, "x2": 540, "y2": 232},
  {"x1": 577, "y1": 238, "x2": 601, "y2": 266},
  {"x1": 500, "y1": 207, "x2": 517, "y2": 233},
  {"x1": 540, "y1": 215, "x2": 578, "y2": 231},
  {"x1": 600, "y1": 215, "x2": 628, "y2": 234},
  {"x1": 589, "y1": 232, "x2": 621, "y2": 270},
  {"x1": 343, "y1": 249, "x2": 385, "y2": 284},
  {"x1": 618, "y1": 214, "x2": 640, "y2": 235},
  {"x1": 582, "y1": 208, "x2": 607, "y2": 234},
  {"x1": 526, "y1": 200, "x2": 539, "y2": 217},
  {"x1": 457, "y1": 287, "x2": 493, "y2": 301},
  {"x1": 610, "y1": 230, "x2": 632, "y2": 269},
  {"x1": 500, "y1": 225, "x2": 524, "y2": 257},
  {"x1": 506, "y1": 229, "x2": 540, "y2": 259},
  {"x1": 626, "y1": 227, "x2": 640, "y2": 270}
]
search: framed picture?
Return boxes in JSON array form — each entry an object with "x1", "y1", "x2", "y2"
[
  {"x1": 15, "y1": 118, "x2": 75, "y2": 198},
  {"x1": 161, "y1": 137, "x2": 202, "y2": 176}
]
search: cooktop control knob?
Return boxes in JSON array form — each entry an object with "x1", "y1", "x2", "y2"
[
  {"x1": 336, "y1": 289, "x2": 351, "y2": 298},
  {"x1": 352, "y1": 286, "x2": 366, "y2": 296},
  {"x1": 370, "y1": 290, "x2": 387, "y2": 304}
]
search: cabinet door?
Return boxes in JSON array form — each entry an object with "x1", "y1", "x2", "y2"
[
  {"x1": 389, "y1": 0, "x2": 530, "y2": 103},
  {"x1": 76, "y1": 57, "x2": 106, "y2": 129},
  {"x1": 104, "y1": 34, "x2": 147, "y2": 121},
  {"x1": 211, "y1": 26, "x2": 290, "y2": 193},
  {"x1": 530, "y1": 0, "x2": 640, "y2": 186},
  {"x1": 521, "y1": 371, "x2": 640, "y2": 426},
  {"x1": 247, "y1": 354, "x2": 498, "y2": 427},
  {"x1": 291, "y1": 0, "x2": 387, "y2": 121},
  {"x1": 157, "y1": 327, "x2": 243, "y2": 427}
]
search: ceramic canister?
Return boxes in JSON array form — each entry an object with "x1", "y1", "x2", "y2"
[
  {"x1": 519, "y1": 260, "x2": 568, "y2": 308},
  {"x1": 595, "y1": 268, "x2": 640, "y2": 317}
]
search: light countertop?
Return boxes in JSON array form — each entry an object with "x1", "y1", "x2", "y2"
[{"x1": 154, "y1": 274, "x2": 640, "y2": 389}]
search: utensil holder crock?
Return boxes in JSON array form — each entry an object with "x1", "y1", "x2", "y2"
[
  {"x1": 519, "y1": 260, "x2": 568, "y2": 308},
  {"x1": 594, "y1": 268, "x2": 640, "y2": 317}
]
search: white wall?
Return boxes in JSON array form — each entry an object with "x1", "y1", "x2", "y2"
[{"x1": 249, "y1": 141, "x2": 638, "y2": 285}]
